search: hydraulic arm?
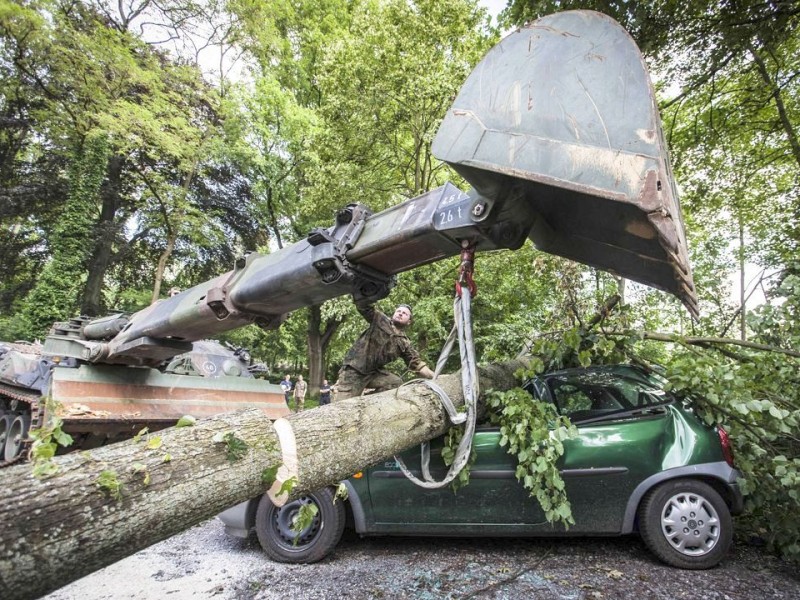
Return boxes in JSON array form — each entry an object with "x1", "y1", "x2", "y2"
[{"x1": 58, "y1": 11, "x2": 697, "y2": 367}]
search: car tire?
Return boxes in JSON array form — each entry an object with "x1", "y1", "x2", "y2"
[
  {"x1": 255, "y1": 487, "x2": 345, "y2": 564},
  {"x1": 638, "y1": 478, "x2": 732, "y2": 569}
]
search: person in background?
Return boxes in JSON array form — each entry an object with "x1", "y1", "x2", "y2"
[
  {"x1": 333, "y1": 303, "x2": 433, "y2": 402},
  {"x1": 319, "y1": 379, "x2": 332, "y2": 406},
  {"x1": 280, "y1": 374, "x2": 292, "y2": 407},
  {"x1": 293, "y1": 374, "x2": 307, "y2": 412}
]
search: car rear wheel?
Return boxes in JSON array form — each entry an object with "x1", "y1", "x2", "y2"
[
  {"x1": 255, "y1": 487, "x2": 345, "y2": 564},
  {"x1": 638, "y1": 479, "x2": 732, "y2": 569}
]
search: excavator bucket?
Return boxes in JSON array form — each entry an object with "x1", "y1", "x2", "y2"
[{"x1": 432, "y1": 10, "x2": 698, "y2": 316}]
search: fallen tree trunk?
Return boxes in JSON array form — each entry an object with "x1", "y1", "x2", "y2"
[{"x1": 0, "y1": 360, "x2": 523, "y2": 600}]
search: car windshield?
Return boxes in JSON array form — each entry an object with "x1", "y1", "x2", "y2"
[{"x1": 527, "y1": 365, "x2": 673, "y2": 423}]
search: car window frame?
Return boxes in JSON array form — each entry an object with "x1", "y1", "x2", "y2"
[{"x1": 523, "y1": 365, "x2": 676, "y2": 425}]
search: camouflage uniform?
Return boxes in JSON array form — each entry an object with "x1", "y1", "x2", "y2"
[
  {"x1": 333, "y1": 304, "x2": 429, "y2": 402},
  {"x1": 293, "y1": 378, "x2": 307, "y2": 412}
]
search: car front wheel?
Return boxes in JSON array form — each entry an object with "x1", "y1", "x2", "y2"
[
  {"x1": 255, "y1": 487, "x2": 345, "y2": 564},
  {"x1": 638, "y1": 479, "x2": 732, "y2": 569}
]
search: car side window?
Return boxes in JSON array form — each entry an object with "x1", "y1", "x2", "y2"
[{"x1": 551, "y1": 382, "x2": 593, "y2": 417}]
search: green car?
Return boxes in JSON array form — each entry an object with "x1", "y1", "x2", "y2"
[{"x1": 219, "y1": 365, "x2": 743, "y2": 570}]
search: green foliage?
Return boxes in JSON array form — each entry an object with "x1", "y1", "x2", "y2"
[
  {"x1": 290, "y1": 502, "x2": 319, "y2": 544},
  {"x1": 666, "y1": 348, "x2": 800, "y2": 560},
  {"x1": 666, "y1": 272, "x2": 799, "y2": 560},
  {"x1": 524, "y1": 288, "x2": 800, "y2": 561},
  {"x1": 212, "y1": 431, "x2": 249, "y2": 462},
  {"x1": 131, "y1": 463, "x2": 151, "y2": 486},
  {"x1": 278, "y1": 476, "x2": 297, "y2": 497},
  {"x1": 175, "y1": 415, "x2": 197, "y2": 428},
  {"x1": 440, "y1": 425, "x2": 476, "y2": 492},
  {"x1": 486, "y1": 386, "x2": 578, "y2": 528},
  {"x1": 335, "y1": 482, "x2": 348, "y2": 503},
  {"x1": 261, "y1": 465, "x2": 280, "y2": 486},
  {"x1": 1, "y1": 0, "x2": 256, "y2": 325},
  {"x1": 28, "y1": 400, "x2": 74, "y2": 479},
  {"x1": 95, "y1": 469, "x2": 123, "y2": 501},
  {"x1": 749, "y1": 269, "x2": 800, "y2": 348},
  {"x1": 19, "y1": 129, "x2": 110, "y2": 336}
]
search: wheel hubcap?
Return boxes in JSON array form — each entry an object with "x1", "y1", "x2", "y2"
[{"x1": 660, "y1": 491, "x2": 721, "y2": 556}]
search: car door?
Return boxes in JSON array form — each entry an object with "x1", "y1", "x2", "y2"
[
  {"x1": 541, "y1": 367, "x2": 681, "y2": 533},
  {"x1": 366, "y1": 428, "x2": 548, "y2": 530},
  {"x1": 365, "y1": 366, "x2": 679, "y2": 534}
]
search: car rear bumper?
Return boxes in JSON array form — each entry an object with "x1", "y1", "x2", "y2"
[{"x1": 726, "y1": 475, "x2": 744, "y2": 515}]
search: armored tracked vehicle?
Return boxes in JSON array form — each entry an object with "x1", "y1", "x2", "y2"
[{"x1": 0, "y1": 321, "x2": 288, "y2": 466}]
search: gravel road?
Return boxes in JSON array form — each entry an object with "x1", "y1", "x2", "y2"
[{"x1": 44, "y1": 518, "x2": 799, "y2": 600}]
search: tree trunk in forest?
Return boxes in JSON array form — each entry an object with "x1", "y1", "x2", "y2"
[
  {"x1": 81, "y1": 155, "x2": 124, "y2": 316},
  {"x1": 307, "y1": 305, "x2": 323, "y2": 396},
  {"x1": 150, "y1": 232, "x2": 176, "y2": 304},
  {"x1": 0, "y1": 360, "x2": 524, "y2": 600},
  {"x1": 748, "y1": 42, "x2": 800, "y2": 170},
  {"x1": 306, "y1": 304, "x2": 342, "y2": 397}
]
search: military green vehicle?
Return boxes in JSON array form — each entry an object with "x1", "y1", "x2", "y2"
[
  {"x1": 0, "y1": 11, "x2": 697, "y2": 467},
  {"x1": 0, "y1": 330, "x2": 289, "y2": 465}
]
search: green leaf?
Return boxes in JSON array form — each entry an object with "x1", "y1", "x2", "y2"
[
  {"x1": 176, "y1": 415, "x2": 197, "y2": 428},
  {"x1": 261, "y1": 465, "x2": 279, "y2": 486},
  {"x1": 32, "y1": 460, "x2": 59, "y2": 479},
  {"x1": 53, "y1": 429, "x2": 74, "y2": 447},
  {"x1": 220, "y1": 432, "x2": 248, "y2": 462},
  {"x1": 335, "y1": 482, "x2": 349, "y2": 503},
  {"x1": 95, "y1": 470, "x2": 123, "y2": 501},
  {"x1": 278, "y1": 476, "x2": 297, "y2": 497},
  {"x1": 290, "y1": 503, "x2": 319, "y2": 545}
]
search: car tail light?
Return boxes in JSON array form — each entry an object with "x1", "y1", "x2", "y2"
[{"x1": 717, "y1": 426, "x2": 735, "y2": 467}]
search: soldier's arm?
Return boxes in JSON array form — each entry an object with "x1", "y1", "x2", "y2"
[
  {"x1": 355, "y1": 300, "x2": 376, "y2": 323},
  {"x1": 401, "y1": 341, "x2": 433, "y2": 379}
]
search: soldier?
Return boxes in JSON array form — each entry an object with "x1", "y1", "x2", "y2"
[
  {"x1": 333, "y1": 303, "x2": 433, "y2": 402},
  {"x1": 293, "y1": 374, "x2": 307, "y2": 412}
]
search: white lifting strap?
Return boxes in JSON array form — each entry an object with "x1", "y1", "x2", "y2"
[{"x1": 394, "y1": 285, "x2": 479, "y2": 488}]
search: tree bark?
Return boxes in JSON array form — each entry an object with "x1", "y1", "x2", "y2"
[
  {"x1": 306, "y1": 304, "x2": 342, "y2": 397},
  {"x1": 0, "y1": 360, "x2": 524, "y2": 600},
  {"x1": 81, "y1": 155, "x2": 124, "y2": 316}
]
